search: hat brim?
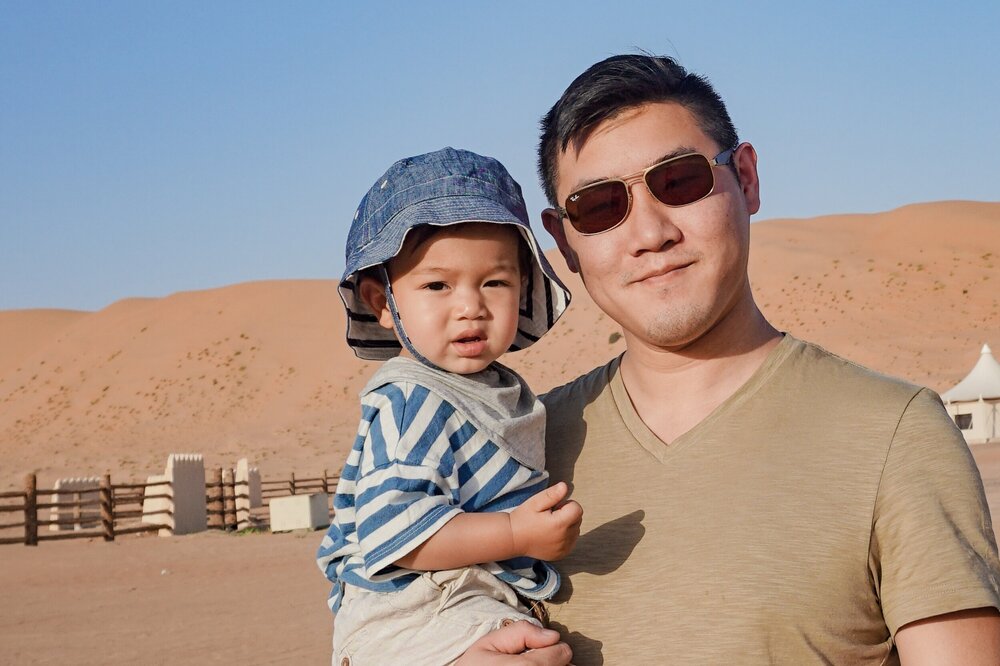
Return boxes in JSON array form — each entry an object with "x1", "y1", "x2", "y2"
[{"x1": 339, "y1": 201, "x2": 570, "y2": 361}]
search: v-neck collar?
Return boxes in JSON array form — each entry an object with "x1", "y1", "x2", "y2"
[{"x1": 607, "y1": 334, "x2": 798, "y2": 463}]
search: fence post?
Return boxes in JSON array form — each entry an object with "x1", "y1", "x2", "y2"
[
  {"x1": 207, "y1": 468, "x2": 223, "y2": 529},
  {"x1": 100, "y1": 474, "x2": 114, "y2": 542},
  {"x1": 235, "y1": 467, "x2": 250, "y2": 531},
  {"x1": 73, "y1": 490, "x2": 82, "y2": 530},
  {"x1": 222, "y1": 468, "x2": 236, "y2": 531},
  {"x1": 321, "y1": 469, "x2": 329, "y2": 495},
  {"x1": 290, "y1": 471, "x2": 296, "y2": 496},
  {"x1": 215, "y1": 467, "x2": 224, "y2": 529},
  {"x1": 24, "y1": 473, "x2": 38, "y2": 546}
]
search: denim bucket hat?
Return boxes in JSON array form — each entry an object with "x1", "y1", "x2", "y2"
[{"x1": 340, "y1": 147, "x2": 571, "y2": 361}]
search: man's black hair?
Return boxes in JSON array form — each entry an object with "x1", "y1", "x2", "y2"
[{"x1": 538, "y1": 54, "x2": 739, "y2": 206}]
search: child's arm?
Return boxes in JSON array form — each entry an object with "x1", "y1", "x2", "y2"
[{"x1": 394, "y1": 481, "x2": 583, "y2": 570}]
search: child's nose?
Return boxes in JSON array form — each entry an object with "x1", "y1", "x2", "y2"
[{"x1": 456, "y1": 288, "x2": 487, "y2": 319}]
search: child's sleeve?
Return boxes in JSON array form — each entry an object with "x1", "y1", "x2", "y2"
[{"x1": 353, "y1": 381, "x2": 465, "y2": 576}]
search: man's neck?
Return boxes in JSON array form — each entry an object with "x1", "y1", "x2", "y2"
[{"x1": 619, "y1": 296, "x2": 781, "y2": 445}]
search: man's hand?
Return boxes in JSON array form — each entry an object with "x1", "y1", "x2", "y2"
[
  {"x1": 510, "y1": 482, "x2": 583, "y2": 561},
  {"x1": 455, "y1": 620, "x2": 573, "y2": 665}
]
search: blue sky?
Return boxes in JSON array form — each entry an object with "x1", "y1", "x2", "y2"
[{"x1": 2, "y1": 1, "x2": 998, "y2": 311}]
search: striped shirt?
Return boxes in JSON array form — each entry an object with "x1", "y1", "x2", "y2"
[{"x1": 316, "y1": 359, "x2": 559, "y2": 613}]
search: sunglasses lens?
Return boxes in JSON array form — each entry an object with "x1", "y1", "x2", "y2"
[
  {"x1": 566, "y1": 182, "x2": 629, "y2": 234},
  {"x1": 646, "y1": 154, "x2": 715, "y2": 206},
  {"x1": 564, "y1": 153, "x2": 722, "y2": 235}
]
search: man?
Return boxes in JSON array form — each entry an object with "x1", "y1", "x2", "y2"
[{"x1": 460, "y1": 54, "x2": 1000, "y2": 664}]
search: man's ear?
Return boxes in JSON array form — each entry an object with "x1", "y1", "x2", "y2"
[
  {"x1": 357, "y1": 276, "x2": 396, "y2": 331},
  {"x1": 734, "y1": 142, "x2": 761, "y2": 215},
  {"x1": 541, "y1": 208, "x2": 580, "y2": 274}
]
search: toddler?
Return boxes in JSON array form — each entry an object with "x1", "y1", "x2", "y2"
[{"x1": 316, "y1": 147, "x2": 580, "y2": 665}]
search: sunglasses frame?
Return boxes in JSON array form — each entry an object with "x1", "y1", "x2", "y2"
[{"x1": 556, "y1": 146, "x2": 738, "y2": 235}]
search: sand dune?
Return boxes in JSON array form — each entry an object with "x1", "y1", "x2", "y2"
[
  {"x1": 0, "y1": 309, "x2": 87, "y2": 376},
  {"x1": 750, "y1": 201, "x2": 999, "y2": 387},
  {"x1": 1, "y1": 201, "x2": 998, "y2": 491}
]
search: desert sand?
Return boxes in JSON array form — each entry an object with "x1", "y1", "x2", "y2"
[{"x1": 1, "y1": 201, "x2": 998, "y2": 664}]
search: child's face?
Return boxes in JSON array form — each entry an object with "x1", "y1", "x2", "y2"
[{"x1": 375, "y1": 223, "x2": 524, "y2": 374}]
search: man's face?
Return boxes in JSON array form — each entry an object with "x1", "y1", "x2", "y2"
[{"x1": 543, "y1": 102, "x2": 761, "y2": 351}]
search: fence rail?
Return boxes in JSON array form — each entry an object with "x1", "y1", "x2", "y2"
[
  {"x1": 0, "y1": 473, "x2": 170, "y2": 546},
  {"x1": 204, "y1": 468, "x2": 338, "y2": 531},
  {"x1": 259, "y1": 470, "x2": 337, "y2": 498},
  {"x1": 2, "y1": 467, "x2": 340, "y2": 546}
]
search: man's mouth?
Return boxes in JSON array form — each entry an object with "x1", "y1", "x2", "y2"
[{"x1": 634, "y1": 261, "x2": 695, "y2": 284}]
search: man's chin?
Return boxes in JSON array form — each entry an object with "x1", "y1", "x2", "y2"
[{"x1": 637, "y1": 307, "x2": 718, "y2": 351}]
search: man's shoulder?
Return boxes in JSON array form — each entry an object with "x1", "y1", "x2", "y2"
[
  {"x1": 783, "y1": 335, "x2": 925, "y2": 406},
  {"x1": 540, "y1": 356, "x2": 620, "y2": 413}
]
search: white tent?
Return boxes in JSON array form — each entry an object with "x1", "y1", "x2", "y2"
[{"x1": 943, "y1": 344, "x2": 1000, "y2": 444}]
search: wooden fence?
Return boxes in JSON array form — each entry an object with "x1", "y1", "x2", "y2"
[
  {"x1": 261, "y1": 470, "x2": 338, "y2": 500},
  {"x1": 205, "y1": 469, "x2": 340, "y2": 531},
  {"x1": 1, "y1": 469, "x2": 340, "y2": 544},
  {"x1": 205, "y1": 468, "x2": 248, "y2": 531},
  {"x1": 0, "y1": 473, "x2": 170, "y2": 546}
]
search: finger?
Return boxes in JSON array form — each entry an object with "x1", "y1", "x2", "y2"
[
  {"x1": 526, "y1": 481, "x2": 569, "y2": 512},
  {"x1": 519, "y1": 622, "x2": 565, "y2": 652},
  {"x1": 551, "y1": 499, "x2": 583, "y2": 525},
  {"x1": 481, "y1": 620, "x2": 562, "y2": 653},
  {"x1": 521, "y1": 642, "x2": 574, "y2": 666}
]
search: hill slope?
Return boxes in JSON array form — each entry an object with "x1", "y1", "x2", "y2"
[{"x1": 2, "y1": 201, "x2": 997, "y2": 487}]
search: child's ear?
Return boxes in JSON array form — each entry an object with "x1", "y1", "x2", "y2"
[{"x1": 358, "y1": 277, "x2": 396, "y2": 332}]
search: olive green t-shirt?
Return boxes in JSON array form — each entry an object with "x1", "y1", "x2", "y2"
[{"x1": 541, "y1": 335, "x2": 1000, "y2": 664}]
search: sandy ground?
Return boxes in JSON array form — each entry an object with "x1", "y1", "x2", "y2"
[
  {"x1": 1, "y1": 201, "x2": 998, "y2": 664},
  {"x1": 0, "y1": 530, "x2": 333, "y2": 665}
]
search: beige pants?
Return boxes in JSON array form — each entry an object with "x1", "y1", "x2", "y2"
[{"x1": 333, "y1": 565, "x2": 540, "y2": 666}]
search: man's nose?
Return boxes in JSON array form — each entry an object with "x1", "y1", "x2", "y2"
[{"x1": 624, "y1": 177, "x2": 682, "y2": 254}]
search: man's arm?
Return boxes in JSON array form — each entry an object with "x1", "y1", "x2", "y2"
[
  {"x1": 394, "y1": 481, "x2": 583, "y2": 570},
  {"x1": 895, "y1": 607, "x2": 1000, "y2": 665}
]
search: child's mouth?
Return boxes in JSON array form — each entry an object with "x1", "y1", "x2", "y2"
[{"x1": 452, "y1": 333, "x2": 487, "y2": 357}]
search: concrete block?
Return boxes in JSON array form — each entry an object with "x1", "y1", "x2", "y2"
[
  {"x1": 142, "y1": 453, "x2": 207, "y2": 536},
  {"x1": 270, "y1": 493, "x2": 329, "y2": 532},
  {"x1": 168, "y1": 454, "x2": 207, "y2": 535},
  {"x1": 50, "y1": 477, "x2": 101, "y2": 531}
]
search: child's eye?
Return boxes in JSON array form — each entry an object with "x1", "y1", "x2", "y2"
[
  {"x1": 422, "y1": 281, "x2": 448, "y2": 291},
  {"x1": 484, "y1": 279, "x2": 512, "y2": 288}
]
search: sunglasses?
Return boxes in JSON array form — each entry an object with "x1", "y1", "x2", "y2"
[{"x1": 556, "y1": 146, "x2": 737, "y2": 235}]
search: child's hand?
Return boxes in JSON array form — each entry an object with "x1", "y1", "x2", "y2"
[{"x1": 510, "y1": 481, "x2": 583, "y2": 561}]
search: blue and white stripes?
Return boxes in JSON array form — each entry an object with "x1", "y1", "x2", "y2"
[{"x1": 317, "y1": 378, "x2": 559, "y2": 613}]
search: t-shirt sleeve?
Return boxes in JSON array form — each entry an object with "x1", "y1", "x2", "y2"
[
  {"x1": 353, "y1": 381, "x2": 464, "y2": 576},
  {"x1": 871, "y1": 388, "x2": 1000, "y2": 634}
]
